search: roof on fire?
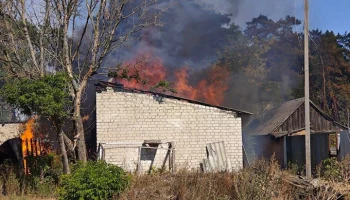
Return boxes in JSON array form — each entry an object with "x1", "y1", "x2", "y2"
[
  {"x1": 95, "y1": 79, "x2": 253, "y2": 116},
  {"x1": 244, "y1": 98, "x2": 347, "y2": 137}
]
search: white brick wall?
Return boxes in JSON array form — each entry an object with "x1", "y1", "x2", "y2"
[
  {"x1": 96, "y1": 87, "x2": 243, "y2": 172},
  {"x1": 0, "y1": 123, "x2": 21, "y2": 145}
]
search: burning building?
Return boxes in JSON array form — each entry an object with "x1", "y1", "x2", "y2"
[
  {"x1": 0, "y1": 118, "x2": 48, "y2": 173},
  {"x1": 95, "y1": 81, "x2": 252, "y2": 172},
  {"x1": 0, "y1": 122, "x2": 23, "y2": 165}
]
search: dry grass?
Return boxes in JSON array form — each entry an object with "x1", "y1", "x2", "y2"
[
  {"x1": 0, "y1": 196, "x2": 55, "y2": 200},
  {"x1": 120, "y1": 157, "x2": 344, "y2": 200},
  {"x1": 2, "y1": 156, "x2": 350, "y2": 200}
]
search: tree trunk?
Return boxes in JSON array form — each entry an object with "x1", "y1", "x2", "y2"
[
  {"x1": 63, "y1": 133, "x2": 76, "y2": 163},
  {"x1": 58, "y1": 128, "x2": 70, "y2": 174},
  {"x1": 322, "y1": 64, "x2": 327, "y2": 112},
  {"x1": 74, "y1": 88, "x2": 87, "y2": 162}
]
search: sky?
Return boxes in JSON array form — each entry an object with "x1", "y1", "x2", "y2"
[
  {"x1": 309, "y1": 0, "x2": 350, "y2": 34},
  {"x1": 195, "y1": 0, "x2": 350, "y2": 34}
]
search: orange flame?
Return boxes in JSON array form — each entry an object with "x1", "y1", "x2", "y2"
[
  {"x1": 118, "y1": 54, "x2": 167, "y2": 90},
  {"x1": 21, "y1": 118, "x2": 35, "y2": 156},
  {"x1": 116, "y1": 53, "x2": 229, "y2": 105},
  {"x1": 175, "y1": 67, "x2": 229, "y2": 105},
  {"x1": 21, "y1": 118, "x2": 43, "y2": 174}
]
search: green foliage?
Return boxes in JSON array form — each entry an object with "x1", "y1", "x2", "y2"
[
  {"x1": 108, "y1": 65, "x2": 177, "y2": 93},
  {"x1": 0, "y1": 154, "x2": 62, "y2": 198},
  {"x1": 149, "y1": 166, "x2": 167, "y2": 175},
  {"x1": 292, "y1": 30, "x2": 350, "y2": 123},
  {"x1": 58, "y1": 161, "x2": 131, "y2": 200},
  {"x1": 218, "y1": 16, "x2": 302, "y2": 115},
  {"x1": 322, "y1": 157, "x2": 342, "y2": 182},
  {"x1": 25, "y1": 152, "x2": 63, "y2": 194},
  {"x1": 1, "y1": 73, "x2": 71, "y2": 119},
  {"x1": 151, "y1": 80, "x2": 177, "y2": 93},
  {"x1": 108, "y1": 65, "x2": 143, "y2": 83},
  {"x1": 287, "y1": 162, "x2": 299, "y2": 175}
]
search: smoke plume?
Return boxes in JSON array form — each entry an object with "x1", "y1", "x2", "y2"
[
  {"x1": 112, "y1": 0, "x2": 302, "y2": 68},
  {"x1": 104, "y1": 0, "x2": 303, "y2": 113}
]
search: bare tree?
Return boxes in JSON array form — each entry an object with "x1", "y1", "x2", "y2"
[{"x1": 0, "y1": 0, "x2": 171, "y2": 162}]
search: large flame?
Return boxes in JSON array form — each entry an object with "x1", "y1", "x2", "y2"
[
  {"x1": 21, "y1": 118, "x2": 35, "y2": 156},
  {"x1": 118, "y1": 54, "x2": 167, "y2": 90},
  {"x1": 175, "y1": 67, "x2": 229, "y2": 105},
  {"x1": 116, "y1": 53, "x2": 229, "y2": 105},
  {"x1": 21, "y1": 118, "x2": 42, "y2": 174}
]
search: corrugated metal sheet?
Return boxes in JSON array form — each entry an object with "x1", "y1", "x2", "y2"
[
  {"x1": 338, "y1": 131, "x2": 350, "y2": 160},
  {"x1": 287, "y1": 134, "x2": 329, "y2": 170},
  {"x1": 246, "y1": 98, "x2": 304, "y2": 136},
  {"x1": 202, "y1": 141, "x2": 232, "y2": 172}
]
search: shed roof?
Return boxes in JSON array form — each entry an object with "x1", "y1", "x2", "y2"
[
  {"x1": 245, "y1": 98, "x2": 347, "y2": 136},
  {"x1": 95, "y1": 80, "x2": 253, "y2": 115}
]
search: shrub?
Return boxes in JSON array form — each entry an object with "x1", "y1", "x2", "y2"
[
  {"x1": 287, "y1": 162, "x2": 299, "y2": 175},
  {"x1": 232, "y1": 156, "x2": 284, "y2": 200},
  {"x1": 24, "y1": 152, "x2": 62, "y2": 197},
  {"x1": 0, "y1": 160, "x2": 21, "y2": 196},
  {"x1": 322, "y1": 158, "x2": 342, "y2": 182},
  {"x1": 58, "y1": 161, "x2": 130, "y2": 200},
  {"x1": 4, "y1": 170, "x2": 20, "y2": 196}
]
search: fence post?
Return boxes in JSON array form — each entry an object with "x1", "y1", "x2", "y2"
[
  {"x1": 137, "y1": 146, "x2": 142, "y2": 175},
  {"x1": 170, "y1": 142, "x2": 175, "y2": 173},
  {"x1": 38, "y1": 139, "x2": 42, "y2": 155},
  {"x1": 26, "y1": 139, "x2": 29, "y2": 156}
]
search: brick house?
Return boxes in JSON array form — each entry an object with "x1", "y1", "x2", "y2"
[
  {"x1": 95, "y1": 81, "x2": 252, "y2": 172},
  {"x1": 0, "y1": 122, "x2": 22, "y2": 165},
  {"x1": 0, "y1": 123, "x2": 20, "y2": 146}
]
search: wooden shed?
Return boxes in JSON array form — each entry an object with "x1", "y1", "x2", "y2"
[{"x1": 244, "y1": 98, "x2": 347, "y2": 170}]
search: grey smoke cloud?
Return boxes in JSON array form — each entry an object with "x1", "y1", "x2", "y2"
[
  {"x1": 194, "y1": 0, "x2": 303, "y2": 27},
  {"x1": 105, "y1": 0, "x2": 304, "y2": 72},
  {"x1": 109, "y1": 0, "x2": 232, "y2": 69},
  {"x1": 193, "y1": 0, "x2": 240, "y2": 16}
]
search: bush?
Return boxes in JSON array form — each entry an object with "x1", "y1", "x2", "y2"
[
  {"x1": 3, "y1": 170, "x2": 21, "y2": 196},
  {"x1": 58, "y1": 161, "x2": 130, "y2": 200},
  {"x1": 322, "y1": 158, "x2": 342, "y2": 182},
  {"x1": 287, "y1": 162, "x2": 300, "y2": 175},
  {"x1": 0, "y1": 160, "x2": 21, "y2": 196},
  {"x1": 24, "y1": 152, "x2": 62, "y2": 197}
]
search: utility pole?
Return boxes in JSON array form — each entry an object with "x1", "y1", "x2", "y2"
[{"x1": 304, "y1": 0, "x2": 311, "y2": 179}]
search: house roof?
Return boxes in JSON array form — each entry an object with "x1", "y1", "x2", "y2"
[
  {"x1": 95, "y1": 80, "x2": 253, "y2": 116},
  {"x1": 245, "y1": 98, "x2": 347, "y2": 136},
  {"x1": 246, "y1": 98, "x2": 304, "y2": 136}
]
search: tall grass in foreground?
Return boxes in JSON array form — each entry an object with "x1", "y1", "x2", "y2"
[
  {"x1": 120, "y1": 156, "x2": 346, "y2": 200},
  {"x1": 2, "y1": 155, "x2": 350, "y2": 199}
]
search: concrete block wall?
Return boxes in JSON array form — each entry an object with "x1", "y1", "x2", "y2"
[
  {"x1": 96, "y1": 87, "x2": 243, "y2": 171},
  {"x1": 0, "y1": 123, "x2": 21, "y2": 146}
]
